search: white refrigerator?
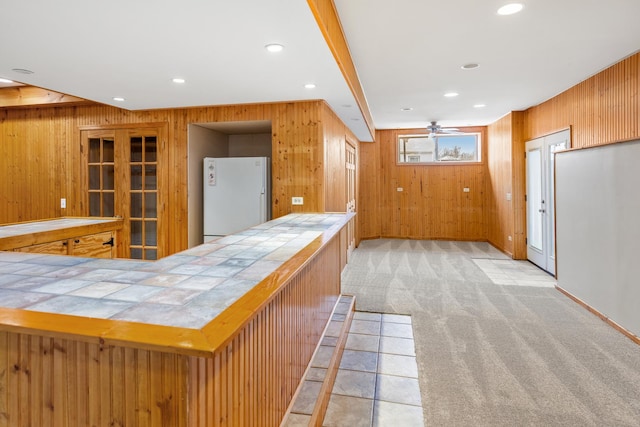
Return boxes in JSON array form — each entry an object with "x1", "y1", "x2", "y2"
[{"x1": 203, "y1": 157, "x2": 270, "y2": 241}]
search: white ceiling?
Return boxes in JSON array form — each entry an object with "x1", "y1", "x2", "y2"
[{"x1": 1, "y1": 1, "x2": 639, "y2": 141}]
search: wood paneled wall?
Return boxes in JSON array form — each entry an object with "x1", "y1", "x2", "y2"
[
  {"x1": 0, "y1": 333, "x2": 188, "y2": 427},
  {"x1": 487, "y1": 53, "x2": 640, "y2": 259},
  {"x1": 486, "y1": 112, "x2": 525, "y2": 257},
  {"x1": 357, "y1": 140, "x2": 380, "y2": 240},
  {"x1": 0, "y1": 224, "x2": 343, "y2": 426},
  {"x1": 0, "y1": 100, "x2": 356, "y2": 256},
  {"x1": 322, "y1": 102, "x2": 360, "y2": 213},
  {"x1": 487, "y1": 114, "x2": 514, "y2": 255},
  {"x1": 525, "y1": 53, "x2": 639, "y2": 146},
  {"x1": 360, "y1": 127, "x2": 488, "y2": 240}
]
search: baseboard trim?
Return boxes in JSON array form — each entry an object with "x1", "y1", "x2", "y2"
[{"x1": 555, "y1": 285, "x2": 640, "y2": 346}]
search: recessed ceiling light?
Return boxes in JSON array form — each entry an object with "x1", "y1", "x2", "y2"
[
  {"x1": 444, "y1": 92, "x2": 459, "y2": 98},
  {"x1": 304, "y1": 83, "x2": 316, "y2": 89},
  {"x1": 400, "y1": 107, "x2": 413, "y2": 111},
  {"x1": 265, "y1": 44, "x2": 284, "y2": 53},
  {"x1": 0, "y1": 78, "x2": 14, "y2": 83},
  {"x1": 461, "y1": 63, "x2": 479, "y2": 70},
  {"x1": 172, "y1": 78, "x2": 185, "y2": 84},
  {"x1": 11, "y1": 68, "x2": 34, "y2": 74},
  {"x1": 497, "y1": 3, "x2": 524, "y2": 15},
  {"x1": 474, "y1": 104, "x2": 486, "y2": 108},
  {"x1": 113, "y1": 97, "x2": 125, "y2": 102}
]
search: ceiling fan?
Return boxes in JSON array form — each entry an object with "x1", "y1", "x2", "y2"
[{"x1": 426, "y1": 121, "x2": 459, "y2": 137}]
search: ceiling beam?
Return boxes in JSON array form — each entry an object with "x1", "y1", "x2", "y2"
[
  {"x1": 0, "y1": 86, "x2": 92, "y2": 108},
  {"x1": 307, "y1": 0, "x2": 375, "y2": 141}
]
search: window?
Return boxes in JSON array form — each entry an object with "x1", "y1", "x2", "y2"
[{"x1": 398, "y1": 133, "x2": 481, "y2": 164}]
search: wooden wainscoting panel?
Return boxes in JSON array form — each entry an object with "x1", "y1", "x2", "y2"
[
  {"x1": 525, "y1": 52, "x2": 640, "y2": 147},
  {"x1": 187, "y1": 235, "x2": 340, "y2": 426},
  {"x1": 487, "y1": 114, "x2": 515, "y2": 255},
  {"x1": 0, "y1": 332, "x2": 190, "y2": 427},
  {"x1": 358, "y1": 135, "x2": 381, "y2": 239},
  {"x1": 371, "y1": 127, "x2": 487, "y2": 240}
]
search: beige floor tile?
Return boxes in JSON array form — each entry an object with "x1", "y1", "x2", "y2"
[
  {"x1": 333, "y1": 369, "x2": 376, "y2": 399},
  {"x1": 291, "y1": 380, "x2": 322, "y2": 415},
  {"x1": 350, "y1": 319, "x2": 381, "y2": 335},
  {"x1": 346, "y1": 333, "x2": 380, "y2": 352},
  {"x1": 377, "y1": 353, "x2": 418, "y2": 378},
  {"x1": 326, "y1": 320, "x2": 344, "y2": 337},
  {"x1": 339, "y1": 349, "x2": 378, "y2": 372},
  {"x1": 379, "y1": 336, "x2": 415, "y2": 356},
  {"x1": 375, "y1": 374, "x2": 422, "y2": 406},
  {"x1": 284, "y1": 413, "x2": 312, "y2": 426},
  {"x1": 311, "y1": 345, "x2": 335, "y2": 369},
  {"x1": 381, "y1": 313, "x2": 411, "y2": 324},
  {"x1": 381, "y1": 322, "x2": 413, "y2": 339},
  {"x1": 306, "y1": 367, "x2": 327, "y2": 382},
  {"x1": 323, "y1": 395, "x2": 373, "y2": 427},
  {"x1": 354, "y1": 311, "x2": 383, "y2": 321},
  {"x1": 372, "y1": 400, "x2": 424, "y2": 427}
]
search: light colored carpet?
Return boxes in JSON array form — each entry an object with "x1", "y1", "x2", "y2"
[{"x1": 341, "y1": 239, "x2": 640, "y2": 426}]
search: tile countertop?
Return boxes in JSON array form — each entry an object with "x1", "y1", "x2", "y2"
[
  {"x1": 0, "y1": 213, "x2": 352, "y2": 331},
  {"x1": 0, "y1": 217, "x2": 121, "y2": 239},
  {"x1": 0, "y1": 216, "x2": 123, "y2": 251}
]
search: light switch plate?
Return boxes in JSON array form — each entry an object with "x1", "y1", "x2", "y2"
[
  {"x1": 397, "y1": 187, "x2": 403, "y2": 192},
  {"x1": 292, "y1": 197, "x2": 304, "y2": 205},
  {"x1": 463, "y1": 187, "x2": 470, "y2": 193}
]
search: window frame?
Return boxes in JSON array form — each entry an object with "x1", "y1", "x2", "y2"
[{"x1": 397, "y1": 132, "x2": 482, "y2": 165}]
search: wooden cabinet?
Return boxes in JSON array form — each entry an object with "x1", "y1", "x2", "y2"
[
  {"x1": 14, "y1": 239, "x2": 68, "y2": 255},
  {"x1": 70, "y1": 231, "x2": 115, "y2": 258},
  {"x1": 14, "y1": 231, "x2": 115, "y2": 258},
  {"x1": 1, "y1": 217, "x2": 122, "y2": 259}
]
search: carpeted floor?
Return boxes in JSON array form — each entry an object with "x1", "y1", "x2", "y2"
[{"x1": 341, "y1": 239, "x2": 640, "y2": 426}]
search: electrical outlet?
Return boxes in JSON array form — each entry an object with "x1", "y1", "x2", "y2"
[
  {"x1": 508, "y1": 235, "x2": 512, "y2": 241},
  {"x1": 463, "y1": 187, "x2": 470, "y2": 192},
  {"x1": 292, "y1": 197, "x2": 304, "y2": 205},
  {"x1": 60, "y1": 198, "x2": 66, "y2": 209},
  {"x1": 397, "y1": 187, "x2": 403, "y2": 192}
]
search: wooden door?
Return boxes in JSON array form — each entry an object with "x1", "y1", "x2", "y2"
[
  {"x1": 81, "y1": 125, "x2": 165, "y2": 260},
  {"x1": 345, "y1": 141, "x2": 356, "y2": 259}
]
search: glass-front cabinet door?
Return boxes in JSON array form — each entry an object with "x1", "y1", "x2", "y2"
[{"x1": 82, "y1": 126, "x2": 164, "y2": 260}]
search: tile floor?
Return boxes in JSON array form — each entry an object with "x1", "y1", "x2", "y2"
[
  {"x1": 285, "y1": 296, "x2": 424, "y2": 427},
  {"x1": 472, "y1": 258, "x2": 556, "y2": 287}
]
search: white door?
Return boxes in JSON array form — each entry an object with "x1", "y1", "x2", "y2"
[{"x1": 526, "y1": 129, "x2": 570, "y2": 275}]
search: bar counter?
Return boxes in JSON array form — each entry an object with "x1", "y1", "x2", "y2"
[{"x1": 0, "y1": 212, "x2": 354, "y2": 426}]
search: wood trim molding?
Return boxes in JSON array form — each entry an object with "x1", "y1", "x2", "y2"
[
  {"x1": 0, "y1": 86, "x2": 92, "y2": 108},
  {"x1": 307, "y1": 0, "x2": 376, "y2": 141},
  {"x1": 308, "y1": 296, "x2": 355, "y2": 426},
  {"x1": 555, "y1": 285, "x2": 640, "y2": 346}
]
